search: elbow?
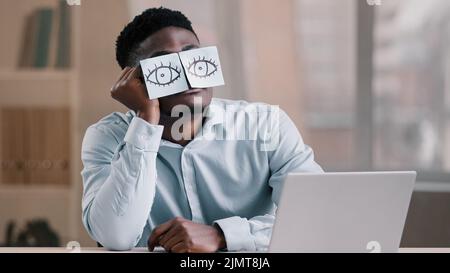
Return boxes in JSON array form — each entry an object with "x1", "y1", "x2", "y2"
[
  {"x1": 85, "y1": 213, "x2": 141, "y2": 251},
  {"x1": 94, "y1": 224, "x2": 140, "y2": 251},
  {"x1": 99, "y1": 236, "x2": 137, "y2": 251}
]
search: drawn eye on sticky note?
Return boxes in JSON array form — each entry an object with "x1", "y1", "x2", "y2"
[
  {"x1": 139, "y1": 46, "x2": 225, "y2": 99},
  {"x1": 140, "y1": 53, "x2": 189, "y2": 99},
  {"x1": 179, "y1": 46, "x2": 225, "y2": 88}
]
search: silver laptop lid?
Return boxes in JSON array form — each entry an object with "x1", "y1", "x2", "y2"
[{"x1": 269, "y1": 171, "x2": 416, "y2": 253}]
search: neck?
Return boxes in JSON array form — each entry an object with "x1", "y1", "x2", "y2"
[{"x1": 159, "y1": 112, "x2": 204, "y2": 146}]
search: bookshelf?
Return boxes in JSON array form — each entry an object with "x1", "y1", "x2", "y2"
[
  {"x1": 0, "y1": 0, "x2": 130, "y2": 247},
  {"x1": 0, "y1": 0, "x2": 78, "y2": 246}
]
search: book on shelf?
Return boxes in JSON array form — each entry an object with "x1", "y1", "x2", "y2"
[
  {"x1": 56, "y1": 0, "x2": 72, "y2": 68},
  {"x1": 34, "y1": 8, "x2": 54, "y2": 68},
  {"x1": 18, "y1": 0, "x2": 72, "y2": 69},
  {"x1": 18, "y1": 12, "x2": 38, "y2": 68}
]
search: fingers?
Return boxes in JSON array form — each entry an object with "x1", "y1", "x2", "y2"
[
  {"x1": 125, "y1": 67, "x2": 137, "y2": 81},
  {"x1": 147, "y1": 218, "x2": 178, "y2": 251},
  {"x1": 171, "y1": 241, "x2": 188, "y2": 253},
  {"x1": 123, "y1": 67, "x2": 135, "y2": 82},
  {"x1": 128, "y1": 65, "x2": 143, "y2": 81},
  {"x1": 158, "y1": 224, "x2": 181, "y2": 246},
  {"x1": 162, "y1": 233, "x2": 185, "y2": 252},
  {"x1": 159, "y1": 225, "x2": 185, "y2": 251},
  {"x1": 111, "y1": 67, "x2": 133, "y2": 92},
  {"x1": 118, "y1": 67, "x2": 132, "y2": 81}
]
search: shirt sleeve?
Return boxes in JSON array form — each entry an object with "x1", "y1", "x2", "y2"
[
  {"x1": 214, "y1": 109, "x2": 323, "y2": 251},
  {"x1": 81, "y1": 116, "x2": 163, "y2": 250}
]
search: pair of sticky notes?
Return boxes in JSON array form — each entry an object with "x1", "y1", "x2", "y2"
[{"x1": 139, "y1": 46, "x2": 225, "y2": 99}]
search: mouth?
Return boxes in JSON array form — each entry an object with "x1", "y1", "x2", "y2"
[
  {"x1": 164, "y1": 88, "x2": 208, "y2": 99},
  {"x1": 182, "y1": 88, "x2": 204, "y2": 95}
]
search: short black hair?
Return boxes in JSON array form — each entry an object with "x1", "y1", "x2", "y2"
[{"x1": 115, "y1": 7, "x2": 197, "y2": 69}]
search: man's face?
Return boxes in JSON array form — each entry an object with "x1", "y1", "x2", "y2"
[{"x1": 134, "y1": 26, "x2": 213, "y2": 115}]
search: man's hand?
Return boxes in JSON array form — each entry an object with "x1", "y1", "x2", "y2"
[
  {"x1": 148, "y1": 217, "x2": 226, "y2": 253},
  {"x1": 110, "y1": 66, "x2": 160, "y2": 125}
]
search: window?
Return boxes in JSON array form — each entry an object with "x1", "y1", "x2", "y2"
[
  {"x1": 296, "y1": 0, "x2": 450, "y2": 180},
  {"x1": 373, "y1": 0, "x2": 450, "y2": 176},
  {"x1": 295, "y1": 0, "x2": 357, "y2": 170}
]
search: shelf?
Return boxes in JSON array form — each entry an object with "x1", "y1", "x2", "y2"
[
  {"x1": 0, "y1": 185, "x2": 72, "y2": 244},
  {"x1": 0, "y1": 69, "x2": 74, "y2": 107},
  {"x1": 0, "y1": 184, "x2": 71, "y2": 192},
  {"x1": 0, "y1": 0, "x2": 121, "y2": 246},
  {"x1": 0, "y1": 69, "x2": 74, "y2": 81}
]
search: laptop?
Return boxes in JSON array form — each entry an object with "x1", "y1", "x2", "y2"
[{"x1": 269, "y1": 171, "x2": 416, "y2": 253}]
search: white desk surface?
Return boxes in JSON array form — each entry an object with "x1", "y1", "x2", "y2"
[{"x1": 0, "y1": 247, "x2": 449, "y2": 253}]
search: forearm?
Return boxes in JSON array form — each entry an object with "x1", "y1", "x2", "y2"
[
  {"x1": 86, "y1": 147, "x2": 157, "y2": 250},
  {"x1": 82, "y1": 117, "x2": 163, "y2": 250}
]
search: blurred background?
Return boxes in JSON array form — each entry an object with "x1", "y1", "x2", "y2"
[{"x1": 0, "y1": 0, "x2": 449, "y2": 247}]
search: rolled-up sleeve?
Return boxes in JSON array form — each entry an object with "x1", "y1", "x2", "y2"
[{"x1": 81, "y1": 116, "x2": 163, "y2": 250}]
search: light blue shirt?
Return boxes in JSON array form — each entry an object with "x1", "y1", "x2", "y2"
[{"x1": 81, "y1": 98, "x2": 323, "y2": 251}]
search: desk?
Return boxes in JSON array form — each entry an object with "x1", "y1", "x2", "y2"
[{"x1": 0, "y1": 247, "x2": 449, "y2": 253}]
